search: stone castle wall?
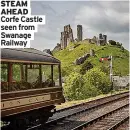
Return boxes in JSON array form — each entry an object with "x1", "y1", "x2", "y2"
[
  {"x1": 98, "y1": 33, "x2": 107, "y2": 45},
  {"x1": 60, "y1": 24, "x2": 74, "y2": 50},
  {"x1": 77, "y1": 25, "x2": 83, "y2": 41}
]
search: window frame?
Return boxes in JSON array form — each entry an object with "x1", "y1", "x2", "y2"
[{"x1": 1, "y1": 62, "x2": 62, "y2": 92}]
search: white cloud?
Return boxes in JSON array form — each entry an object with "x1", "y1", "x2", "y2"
[
  {"x1": 31, "y1": 1, "x2": 129, "y2": 50},
  {"x1": 73, "y1": 1, "x2": 129, "y2": 48}
]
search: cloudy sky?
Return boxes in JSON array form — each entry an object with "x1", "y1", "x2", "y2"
[{"x1": 30, "y1": 1, "x2": 129, "y2": 51}]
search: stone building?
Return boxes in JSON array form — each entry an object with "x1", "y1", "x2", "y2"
[
  {"x1": 77, "y1": 25, "x2": 83, "y2": 41},
  {"x1": 60, "y1": 24, "x2": 74, "y2": 50},
  {"x1": 103, "y1": 35, "x2": 107, "y2": 43}
]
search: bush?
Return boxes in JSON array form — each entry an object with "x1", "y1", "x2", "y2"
[
  {"x1": 64, "y1": 71, "x2": 101, "y2": 100},
  {"x1": 109, "y1": 40, "x2": 116, "y2": 45},
  {"x1": 100, "y1": 65, "x2": 109, "y2": 75},
  {"x1": 84, "y1": 68, "x2": 111, "y2": 94},
  {"x1": 64, "y1": 68, "x2": 112, "y2": 101},
  {"x1": 82, "y1": 82, "x2": 102, "y2": 98},
  {"x1": 64, "y1": 72, "x2": 84, "y2": 100},
  {"x1": 80, "y1": 61, "x2": 93, "y2": 75}
]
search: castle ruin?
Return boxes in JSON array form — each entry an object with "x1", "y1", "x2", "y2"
[
  {"x1": 53, "y1": 24, "x2": 108, "y2": 52},
  {"x1": 60, "y1": 24, "x2": 74, "y2": 50},
  {"x1": 77, "y1": 25, "x2": 83, "y2": 41},
  {"x1": 84, "y1": 33, "x2": 107, "y2": 46},
  {"x1": 98, "y1": 33, "x2": 107, "y2": 45}
]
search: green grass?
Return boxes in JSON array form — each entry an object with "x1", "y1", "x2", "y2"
[{"x1": 53, "y1": 41, "x2": 129, "y2": 76}]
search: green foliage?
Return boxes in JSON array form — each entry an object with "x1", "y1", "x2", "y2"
[
  {"x1": 109, "y1": 40, "x2": 116, "y2": 45},
  {"x1": 83, "y1": 68, "x2": 111, "y2": 94},
  {"x1": 53, "y1": 42, "x2": 129, "y2": 77},
  {"x1": 80, "y1": 61, "x2": 93, "y2": 74},
  {"x1": 1, "y1": 69, "x2": 7, "y2": 82},
  {"x1": 64, "y1": 72, "x2": 84, "y2": 100},
  {"x1": 1, "y1": 64, "x2": 21, "y2": 82},
  {"x1": 82, "y1": 82, "x2": 102, "y2": 98},
  {"x1": 64, "y1": 68, "x2": 111, "y2": 100},
  {"x1": 100, "y1": 64, "x2": 109, "y2": 75},
  {"x1": 1, "y1": 64, "x2": 8, "y2": 81},
  {"x1": 13, "y1": 65, "x2": 21, "y2": 81},
  {"x1": 68, "y1": 42, "x2": 80, "y2": 49}
]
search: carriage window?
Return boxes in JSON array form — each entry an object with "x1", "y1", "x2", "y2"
[
  {"x1": 1, "y1": 63, "x2": 8, "y2": 92},
  {"x1": 27, "y1": 64, "x2": 40, "y2": 83},
  {"x1": 12, "y1": 64, "x2": 21, "y2": 82},
  {"x1": 1, "y1": 63, "x2": 8, "y2": 82},
  {"x1": 42, "y1": 65, "x2": 52, "y2": 87},
  {"x1": 53, "y1": 65, "x2": 60, "y2": 86}
]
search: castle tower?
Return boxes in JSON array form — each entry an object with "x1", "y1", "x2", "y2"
[
  {"x1": 60, "y1": 24, "x2": 74, "y2": 50},
  {"x1": 60, "y1": 32, "x2": 67, "y2": 49},
  {"x1": 64, "y1": 24, "x2": 71, "y2": 32},
  {"x1": 103, "y1": 35, "x2": 107, "y2": 44},
  {"x1": 99, "y1": 33, "x2": 103, "y2": 39},
  {"x1": 69, "y1": 29, "x2": 74, "y2": 42},
  {"x1": 64, "y1": 34, "x2": 67, "y2": 48},
  {"x1": 77, "y1": 25, "x2": 83, "y2": 41},
  {"x1": 98, "y1": 33, "x2": 103, "y2": 45}
]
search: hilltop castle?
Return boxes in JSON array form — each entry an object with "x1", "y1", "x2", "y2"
[{"x1": 53, "y1": 24, "x2": 107, "y2": 51}]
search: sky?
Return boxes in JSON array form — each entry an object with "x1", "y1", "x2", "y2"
[{"x1": 30, "y1": 1, "x2": 129, "y2": 51}]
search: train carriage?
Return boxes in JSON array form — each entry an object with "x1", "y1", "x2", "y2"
[{"x1": 1, "y1": 48, "x2": 65, "y2": 129}]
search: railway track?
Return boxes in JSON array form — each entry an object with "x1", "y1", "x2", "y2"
[
  {"x1": 114, "y1": 118, "x2": 129, "y2": 130},
  {"x1": 44, "y1": 97, "x2": 128, "y2": 130},
  {"x1": 72, "y1": 104, "x2": 129, "y2": 130},
  {"x1": 47, "y1": 92, "x2": 128, "y2": 123},
  {"x1": 27, "y1": 91, "x2": 129, "y2": 130}
]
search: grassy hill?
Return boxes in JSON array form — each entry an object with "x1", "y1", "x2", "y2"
[{"x1": 53, "y1": 41, "x2": 129, "y2": 77}]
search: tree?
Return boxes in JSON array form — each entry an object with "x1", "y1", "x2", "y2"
[
  {"x1": 108, "y1": 40, "x2": 116, "y2": 45},
  {"x1": 83, "y1": 68, "x2": 111, "y2": 94},
  {"x1": 82, "y1": 82, "x2": 102, "y2": 98},
  {"x1": 100, "y1": 64, "x2": 109, "y2": 75},
  {"x1": 80, "y1": 61, "x2": 93, "y2": 75},
  {"x1": 64, "y1": 71, "x2": 101, "y2": 100},
  {"x1": 64, "y1": 68, "x2": 112, "y2": 101},
  {"x1": 64, "y1": 72, "x2": 84, "y2": 100}
]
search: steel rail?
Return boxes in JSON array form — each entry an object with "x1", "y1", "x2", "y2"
[
  {"x1": 71, "y1": 104, "x2": 129, "y2": 130},
  {"x1": 107, "y1": 116, "x2": 129, "y2": 130},
  {"x1": 27, "y1": 92, "x2": 129, "y2": 130},
  {"x1": 45, "y1": 92, "x2": 129, "y2": 125}
]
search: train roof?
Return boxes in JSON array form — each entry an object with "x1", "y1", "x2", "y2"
[{"x1": 1, "y1": 48, "x2": 60, "y2": 64}]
